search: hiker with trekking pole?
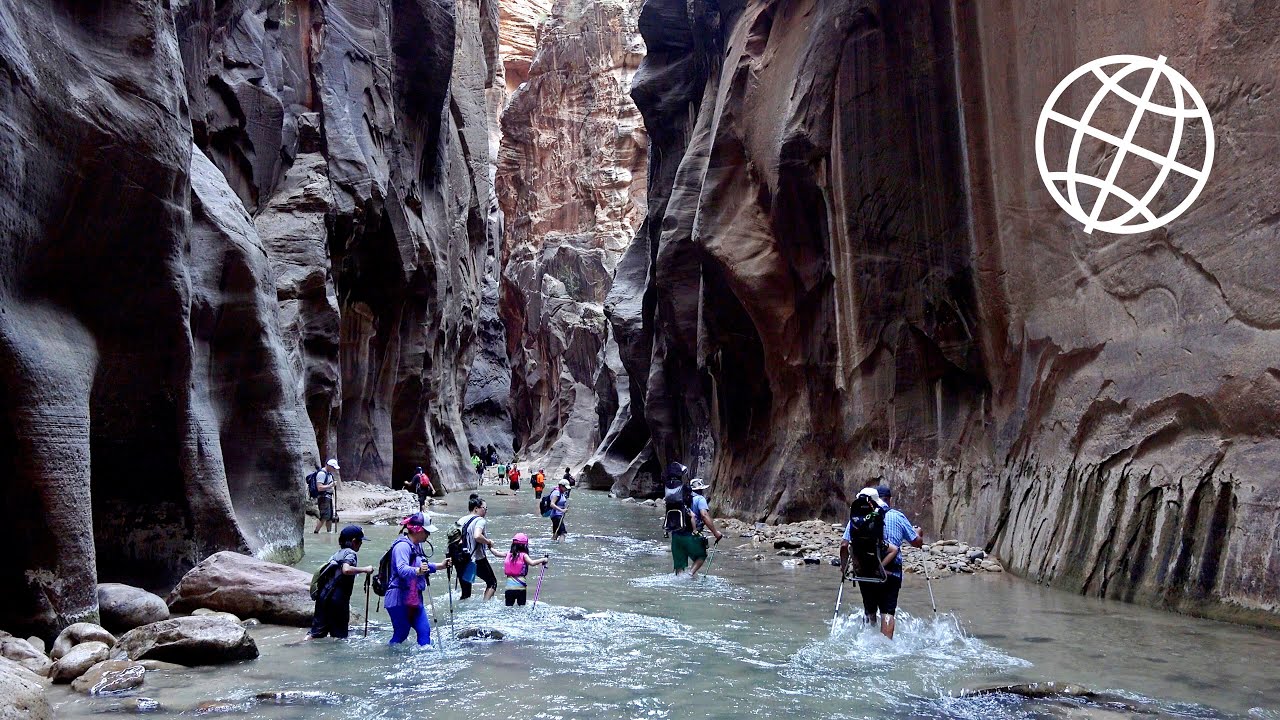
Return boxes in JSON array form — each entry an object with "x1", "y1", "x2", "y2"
[
  {"x1": 837, "y1": 484, "x2": 922, "y2": 640},
  {"x1": 502, "y1": 533, "x2": 549, "y2": 606},
  {"x1": 548, "y1": 478, "x2": 571, "y2": 542},
  {"x1": 305, "y1": 525, "x2": 374, "y2": 640},
  {"x1": 376, "y1": 513, "x2": 451, "y2": 646},
  {"x1": 686, "y1": 478, "x2": 722, "y2": 579}
]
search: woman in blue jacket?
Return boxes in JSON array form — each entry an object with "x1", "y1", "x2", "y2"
[{"x1": 386, "y1": 513, "x2": 451, "y2": 646}]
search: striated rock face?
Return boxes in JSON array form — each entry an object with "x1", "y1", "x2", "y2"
[
  {"x1": 498, "y1": 0, "x2": 552, "y2": 94},
  {"x1": 496, "y1": 0, "x2": 647, "y2": 471},
  {"x1": 1, "y1": 0, "x2": 497, "y2": 639},
  {"x1": 616, "y1": 0, "x2": 1280, "y2": 625}
]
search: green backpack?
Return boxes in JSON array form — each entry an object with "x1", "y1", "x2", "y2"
[{"x1": 309, "y1": 560, "x2": 341, "y2": 600}]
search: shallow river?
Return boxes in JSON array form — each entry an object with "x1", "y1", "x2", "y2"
[{"x1": 52, "y1": 487, "x2": 1280, "y2": 718}]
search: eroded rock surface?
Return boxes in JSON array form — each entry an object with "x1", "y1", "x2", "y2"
[
  {"x1": 166, "y1": 552, "x2": 312, "y2": 627},
  {"x1": 496, "y1": 0, "x2": 647, "y2": 470},
  {"x1": 1, "y1": 0, "x2": 497, "y2": 638},
  {"x1": 111, "y1": 616, "x2": 258, "y2": 666},
  {"x1": 97, "y1": 584, "x2": 170, "y2": 634},
  {"x1": 610, "y1": 0, "x2": 1280, "y2": 625}
]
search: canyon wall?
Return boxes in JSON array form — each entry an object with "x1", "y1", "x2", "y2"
[
  {"x1": 0, "y1": 0, "x2": 496, "y2": 638},
  {"x1": 616, "y1": 0, "x2": 1280, "y2": 625},
  {"x1": 495, "y1": 0, "x2": 647, "y2": 470}
]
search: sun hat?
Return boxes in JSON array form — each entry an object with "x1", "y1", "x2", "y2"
[
  {"x1": 689, "y1": 478, "x2": 709, "y2": 491},
  {"x1": 326, "y1": 458, "x2": 340, "y2": 470}
]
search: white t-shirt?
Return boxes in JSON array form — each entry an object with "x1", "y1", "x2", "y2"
[{"x1": 457, "y1": 515, "x2": 489, "y2": 561}]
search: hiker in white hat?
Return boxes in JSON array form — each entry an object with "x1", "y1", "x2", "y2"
[{"x1": 311, "y1": 458, "x2": 341, "y2": 534}]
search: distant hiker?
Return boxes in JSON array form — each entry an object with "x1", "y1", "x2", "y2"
[
  {"x1": 497, "y1": 461, "x2": 507, "y2": 483},
  {"x1": 307, "y1": 525, "x2": 373, "y2": 640},
  {"x1": 563, "y1": 467, "x2": 576, "y2": 488},
  {"x1": 409, "y1": 466, "x2": 434, "y2": 512},
  {"x1": 549, "y1": 479, "x2": 571, "y2": 541},
  {"x1": 662, "y1": 462, "x2": 690, "y2": 539},
  {"x1": 456, "y1": 497, "x2": 499, "y2": 600},
  {"x1": 386, "y1": 513, "x2": 450, "y2": 646},
  {"x1": 311, "y1": 459, "x2": 341, "y2": 534},
  {"x1": 840, "y1": 485, "x2": 922, "y2": 640},
  {"x1": 472, "y1": 454, "x2": 483, "y2": 479},
  {"x1": 687, "y1": 478, "x2": 723, "y2": 579},
  {"x1": 508, "y1": 465, "x2": 521, "y2": 491},
  {"x1": 502, "y1": 533, "x2": 549, "y2": 606},
  {"x1": 532, "y1": 469, "x2": 546, "y2": 499}
]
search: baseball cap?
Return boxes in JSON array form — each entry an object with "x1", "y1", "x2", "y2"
[
  {"x1": 876, "y1": 484, "x2": 892, "y2": 499},
  {"x1": 326, "y1": 458, "x2": 340, "y2": 470},
  {"x1": 689, "y1": 478, "x2": 709, "y2": 491},
  {"x1": 338, "y1": 525, "x2": 365, "y2": 544},
  {"x1": 558, "y1": 478, "x2": 570, "y2": 487}
]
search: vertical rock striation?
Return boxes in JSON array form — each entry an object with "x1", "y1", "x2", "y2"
[
  {"x1": 616, "y1": 0, "x2": 1280, "y2": 626},
  {"x1": 495, "y1": 0, "x2": 647, "y2": 470},
  {"x1": 1, "y1": 0, "x2": 497, "y2": 638}
]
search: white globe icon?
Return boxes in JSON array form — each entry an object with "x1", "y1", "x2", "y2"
[{"x1": 1036, "y1": 54, "x2": 1214, "y2": 235}]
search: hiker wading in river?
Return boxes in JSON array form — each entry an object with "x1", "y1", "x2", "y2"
[
  {"x1": 549, "y1": 478, "x2": 571, "y2": 541},
  {"x1": 840, "y1": 484, "x2": 922, "y2": 640},
  {"x1": 312, "y1": 459, "x2": 340, "y2": 534},
  {"x1": 386, "y1": 514, "x2": 450, "y2": 646},
  {"x1": 307, "y1": 525, "x2": 373, "y2": 640},
  {"x1": 410, "y1": 466, "x2": 434, "y2": 512},
  {"x1": 687, "y1": 478, "x2": 722, "y2": 579},
  {"x1": 458, "y1": 497, "x2": 499, "y2": 600}
]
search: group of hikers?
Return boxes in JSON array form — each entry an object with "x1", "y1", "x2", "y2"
[{"x1": 305, "y1": 454, "x2": 925, "y2": 645}]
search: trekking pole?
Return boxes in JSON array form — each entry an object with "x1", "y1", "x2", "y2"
[
  {"x1": 363, "y1": 574, "x2": 371, "y2": 638},
  {"x1": 423, "y1": 572, "x2": 443, "y2": 652},
  {"x1": 833, "y1": 561, "x2": 848, "y2": 625},
  {"x1": 530, "y1": 554, "x2": 549, "y2": 611},
  {"x1": 445, "y1": 565, "x2": 457, "y2": 641},
  {"x1": 926, "y1": 572, "x2": 938, "y2": 613}
]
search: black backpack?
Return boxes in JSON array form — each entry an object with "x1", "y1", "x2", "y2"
[
  {"x1": 306, "y1": 469, "x2": 320, "y2": 499},
  {"x1": 446, "y1": 516, "x2": 479, "y2": 569},
  {"x1": 539, "y1": 494, "x2": 553, "y2": 517},
  {"x1": 846, "y1": 494, "x2": 889, "y2": 582},
  {"x1": 372, "y1": 536, "x2": 417, "y2": 597},
  {"x1": 662, "y1": 465, "x2": 692, "y2": 533}
]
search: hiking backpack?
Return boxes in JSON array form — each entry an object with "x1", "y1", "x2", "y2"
[
  {"x1": 662, "y1": 465, "x2": 693, "y2": 533},
  {"x1": 446, "y1": 516, "x2": 480, "y2": 569},
  {"x1": 309, "y1": 559, "x2": 342, "y2": 600},
  {"x1": 539, "y1": 494, "x2": 553, "y2": 517},
  {"x1": 846, "y1": 493, "x2": 889, "y2": 582},
  {"x1": 306, "y1": 469, "x2": 320, "y2": 499}
]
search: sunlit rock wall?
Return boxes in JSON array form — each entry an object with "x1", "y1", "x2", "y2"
[
  {"x1": 496, "y1": 0, "x2": 647, "y2": 472},
  {"x1": 617, "y1": 0, "x2": 1280, "y2": 626}
]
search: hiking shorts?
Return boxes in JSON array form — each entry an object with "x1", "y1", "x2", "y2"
[
  {"x1": 858, "y1": 574, "x2": 903, "y2": 618},
  {"x1": 505, "y1": 589, "x2": 527, "y2": 606},
  {"x1": 671, "y1": 533, "x2": 706, "y2": 570},
  {"x1": 317, "y1": 495, "x2": 335, "y2": 521}
]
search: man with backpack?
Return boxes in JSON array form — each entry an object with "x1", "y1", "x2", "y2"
[
  {"x1": 686, "y1": 478, "x2": 723, "y2": 579},
  {"x1": 306, "y1": 525, "x2": 374, "y2": 640},
  {"x1": 840, "y1": 484, "x2": 923, "y2": 640},
  {"x1": 532, "y1": 469, "x2": 546, "y2": 499},
  {"x1": 548, "y1": 478, "x2": 570, "y2": 541},
  {"x1": 409, "y1": 466, "x2": 434, "y2": 512},
  {"x1": 310, "y1": 459, "x2": 341, "y2": 534}
]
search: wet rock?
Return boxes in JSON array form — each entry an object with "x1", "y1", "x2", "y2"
[
  {"x1": 139, "y1": 660, "x2": 186, "y2": 673},
  {"x1": 167, "y1": 552, "x2": 312, "y2": 627},
  {"x1": 193, "y1": 700, "x2": 252, "y2": 714},
  {"x1": 456, "y1": 628, "x2": 506, "y2": 641},
  {"x1": 0, "y1": 656, "x2": 52, "y2": 720},
  {"x1": 24, "y1": 637, "x2": 45, "y2": 656},
  {"x1": 773, "y1": 537, "x2": 804, "y2": 550},
  {"x1": 775, "y1": 549, "x2": 803, "y2": 558},
  {"x1": 191, "y1": 611, "x2": 242, "y2": 624},
  {"x1": 98, "y1": 584, "x2": 171, "y2": 634},
  {"x1": 967, "y1": 682, "x2": 1095, "y2": 699},
  {"x1": 51, "y1": 641, "x2": 111, "y2": 683},
  {"x1": 640, "y1": 499, "x2": 657, "y2": 507},
  {"x1": 780, "y1": 559, "x2": 803, "y2": 568},
  {"x1": 966, "y1": 549, "x2": 987, "y2": 561},
  {"x1": 254, "y1": 690, "x2": 342, "y2": 706},
  {"x1": 0, "y1": 636, "x2": 52, "y2": 677},
  {"x1": 495, "y1": 489, "x2": 513, "y2": 496},
  {"x1": 981, "y1": 561, "x2": 1004, "y2": 573},
  {"x1": 111, "y1": 616, "x2": 258, "y2": 666},
  {"x1": 52, "y1": 623, "x2": 117, "y2": 660},
  {"x1": 802, "y1": 556, "x2": 822, "y2": 565},
  {"x1": 113, "y1": 697, "x2": 162, "y2": 714},
  {"x1": 71, "y1": 659, "x2": 145, "y2": 695}
]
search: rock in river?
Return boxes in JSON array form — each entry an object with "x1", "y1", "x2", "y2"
[
  {"x1": 51, "y1": 641, "x2": 110, "y2": 683},
  {"x1": 71, "y1": 659, "x2": 146, "y2": 695},
  {"x1": 98, "y1": 583, "x2": 170, "y2": 633},
  {"x1": 167, "y1": 551, "x2": 313, "y2": 626},
  {"x1": 52, "y1": 622, "x2": 116, "y2": 660},
  {"x1": 111, "y1": 617, "x2": 258, "y2": 666},
  {"x1": 0, "y1": 656, "x2": 52, "y2": 720}
]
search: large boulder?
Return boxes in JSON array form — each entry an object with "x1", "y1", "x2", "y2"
[
  {"x1": 98, "y1": 584, "x2": 170, "y2": 633},
  {"x1": 0, "y1": 636, "x2": 51, "y2": 677},
  {"x1": 50, "y1": 640, "x2": 110, "y2": 683},
  {"x1": 0, "y1": 657, "x2": 51, "y2": 720},
  {"x1": 111, "y1": 616, "x2": 258, "y2": 666},
  {"x1": 52, "y1": 623, "x2": 116, "y2": 660},
  {"x1": 71, "y1": 659, "x2": 146, "y2": 695},
  {"x1": 166, "y1": 551, "x2": 313, "y2": 626}
]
